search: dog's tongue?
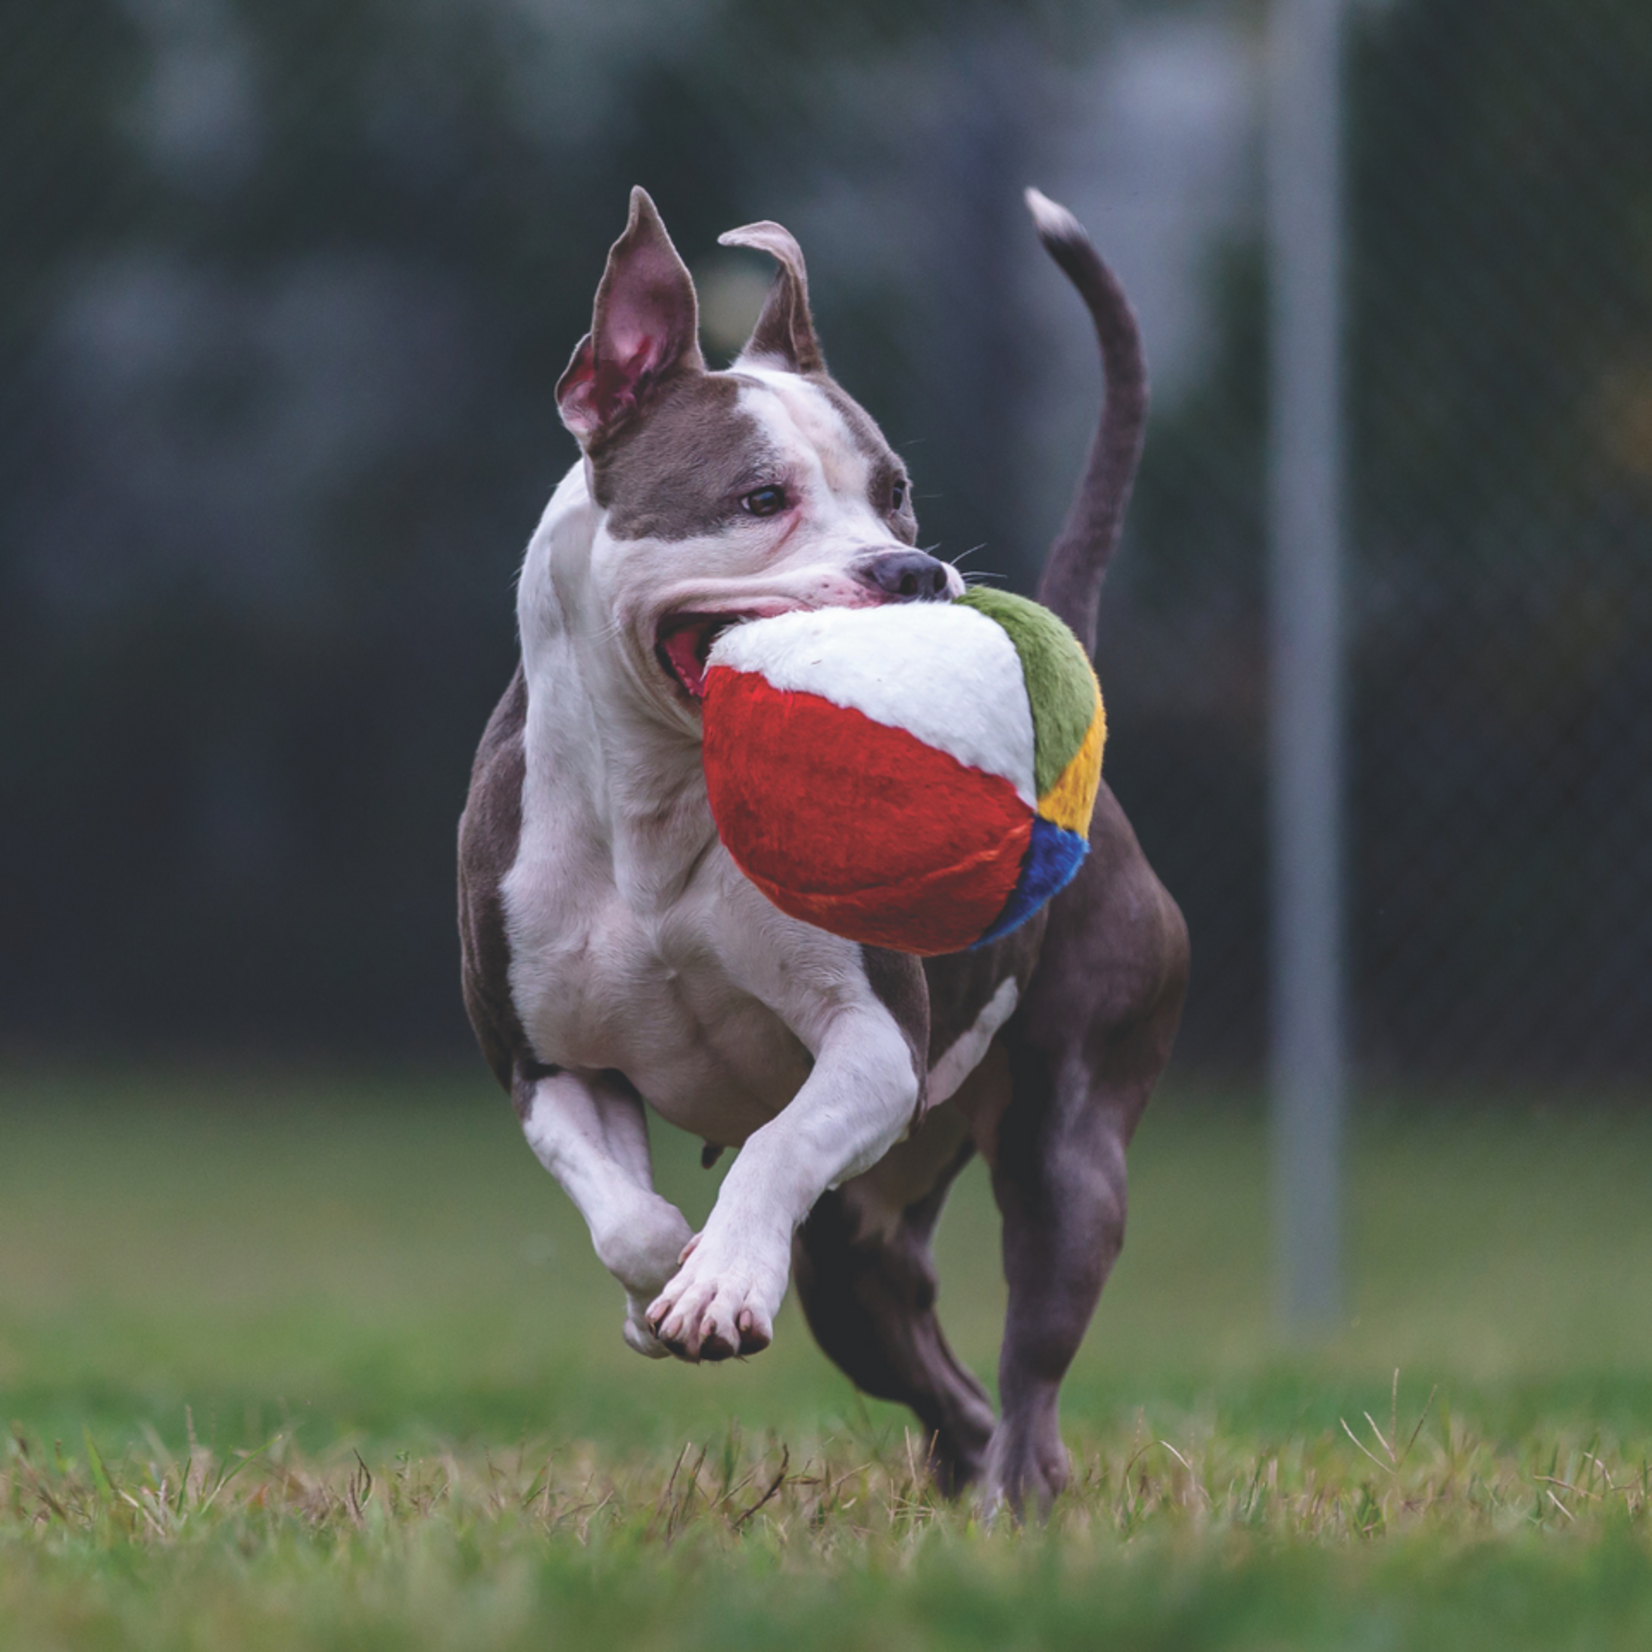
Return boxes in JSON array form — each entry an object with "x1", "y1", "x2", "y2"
[{"x1": 663, "y1": 626, "x2": 710, "y2": 698}]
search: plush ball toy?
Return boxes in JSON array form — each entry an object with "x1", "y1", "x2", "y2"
[{"x1": 700, "y1": 588, "x2": 1105, "y2": 956}]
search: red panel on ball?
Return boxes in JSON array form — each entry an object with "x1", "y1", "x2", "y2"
[{"x1": 703, "y1": 666, "x2": 1032, "y2": 954}]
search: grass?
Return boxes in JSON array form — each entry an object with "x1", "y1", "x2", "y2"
[{"x1": 2, "y1": 1065, "x2": 1651, "y2": 1648}]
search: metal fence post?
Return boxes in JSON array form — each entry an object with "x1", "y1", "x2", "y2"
[{"x1": 1266, "y1": 0, "x2": 1348, "y2": 1331}]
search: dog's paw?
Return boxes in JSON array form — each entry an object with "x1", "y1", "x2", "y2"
[
  {"x1": 976, "y1": 1421, "x2": 1070, "y2": 1524},
  {"x1": 644, "y1": 1231, "x2": 783, "y2": 1362}
]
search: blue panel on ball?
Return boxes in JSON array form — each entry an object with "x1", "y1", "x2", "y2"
[{"x1": 970, "y1": 817, "x2": 1089, "y2": 947}]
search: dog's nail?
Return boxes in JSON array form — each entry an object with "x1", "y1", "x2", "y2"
[{"x1": 699, "y1": 1321, "x2": 736, "y2": 1361}]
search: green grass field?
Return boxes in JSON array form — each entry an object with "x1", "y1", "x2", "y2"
[{"x1": 3, "y1": 1066, "x2": 1651, "y2": 1648}]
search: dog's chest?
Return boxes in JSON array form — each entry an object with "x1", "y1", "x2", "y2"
[{"x1": 503, "y1": 828, "x2": 815, "y2": 1145}]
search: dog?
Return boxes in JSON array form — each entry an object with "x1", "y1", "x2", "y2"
[{"x1": 457, "y1": 186, "x2": 1188, "y2": 1515}]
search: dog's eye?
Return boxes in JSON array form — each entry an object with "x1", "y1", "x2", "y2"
[
  {"x1": 740, "y1": 486, "x2": 788, "y2": 518},
  {"x1": 891, "y1": 480, "x2": 908, "y2": 512}
]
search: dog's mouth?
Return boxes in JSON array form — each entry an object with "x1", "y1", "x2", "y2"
[{"x1": 655, "y1": 612, "x2": 754, "y2": 700}]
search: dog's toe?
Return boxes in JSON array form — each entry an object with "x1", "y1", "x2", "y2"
[
  {"x1": 736, "y1": 1307, "x2": 771, "y2": 1355},
  {"x1": 697, "y1": 1323, "x2": 739, "y2": 1361},
  {"x1": 650, "y1": 1318, "x2": 699, "y2": 1362}
]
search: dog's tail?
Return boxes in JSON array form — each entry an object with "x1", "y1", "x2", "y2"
[{"x1": 1025, "y1": 188, "x2": 1147, "y2": 660}]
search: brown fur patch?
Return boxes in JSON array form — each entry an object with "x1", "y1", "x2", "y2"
[
  {"x1": 458, "y1": 666, "x2": 547, "y2": 1112},
  {"x1": 921, "y1": 916, "x2": 1046, "y2": 1074},
  {"x1": 593, "y1": 374, "x2": 774, "y2": 542},
  {"x1": 860, "y1": 944, "x2": 930, "y2": 1124}
]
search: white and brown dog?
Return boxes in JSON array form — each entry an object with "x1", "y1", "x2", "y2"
[{"x1": 458, "y1": 187, "x2": 1188, "y2": 1514}]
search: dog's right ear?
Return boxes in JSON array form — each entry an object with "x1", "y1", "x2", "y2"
[{"x1": 557, "y1": 187, "x2": 705, "y2": 448}]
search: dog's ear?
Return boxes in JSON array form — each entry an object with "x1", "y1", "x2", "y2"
[
  {"x1": 557, "y1": 187, "x2": 706, "y2": 448},
  {"x1": 717, "y1": 220, "x2": 824, "y2": 374}
]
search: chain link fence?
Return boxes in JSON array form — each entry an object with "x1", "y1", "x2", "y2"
[
  {"x1": 1114, "y1": 0, "x2": 1652, "y2": 1081},
  {"x1": 2, "y1": 0, "x2": 1648, "y2": 1085}
]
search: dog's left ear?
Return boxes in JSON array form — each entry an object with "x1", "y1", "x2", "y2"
[
  {"x1": 717, "y1": 220, "x2": 824, "y2": 374},
  {"x1": 557, "y1": 187, "x2": 706, "y2": 448}
]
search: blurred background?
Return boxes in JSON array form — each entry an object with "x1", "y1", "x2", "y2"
[{"x1": 2, "y1": 0, "x2": 1649, "y2": 1089}]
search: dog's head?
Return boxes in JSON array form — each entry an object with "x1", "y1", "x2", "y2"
[{"x1": 550, "y1": 187, "x2": 962, "y2": 726}]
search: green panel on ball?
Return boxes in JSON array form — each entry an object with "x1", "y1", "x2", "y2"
[{"x1": 956, "y1": 588, "x2": 1099, "y2": 800}]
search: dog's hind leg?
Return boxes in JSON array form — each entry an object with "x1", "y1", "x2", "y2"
[
  {"x1": 792, "y1": 1098, "x2": 998, "y2": 1496},
  {"x1": 980, "y1": 787, "x2": 1189, "y2": 1518}
]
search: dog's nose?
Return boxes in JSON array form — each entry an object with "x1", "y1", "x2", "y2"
[{"x1": 856, "y1": 550, "x2": 954, "y2": 602}]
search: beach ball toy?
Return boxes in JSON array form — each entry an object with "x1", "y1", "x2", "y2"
[{"x1": 700, "y1": 589, "x2": 1105, "y2": 956}]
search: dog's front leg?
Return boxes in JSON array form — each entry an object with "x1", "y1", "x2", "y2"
[
  {"x1": 518, "y1": 1067, "x2": 694, "y2": 1358},
  {"x1": 647, "y1": 1007, "x2": 922, "y2": 1362}
]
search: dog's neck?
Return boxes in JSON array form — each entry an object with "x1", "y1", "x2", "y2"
[{"x1": 516, "y1": 464, "x2": 717, "y2": 905}]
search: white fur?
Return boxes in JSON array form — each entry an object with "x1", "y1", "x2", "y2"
[
  {"x1": 520, "y1": 1070, "x2": 692, "y2": 1356},
  {"x1": 500, "y1": 372, "x2": 972, "y2": 1359},
  {"x1": 928, "y1": 977, "x2": 1021, "y2": 1107},
  {"x1": 708, "y1": 604, "x2": 1037, "y2": 807}
]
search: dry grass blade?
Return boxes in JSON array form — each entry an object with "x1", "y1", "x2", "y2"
[
  {"x1": 1535, "y1": 1476, "x2": 1597, "y2": 1501},
  {"x1": 645, "y1": 1443, "x2": 691, "y2": 1543},
  {"x1": 1158, "y1": 1440, "x2": 1194, "y2": 1473},
  {"x1": 1340, "y1": 1417, "x2": 1392, "y2": 1474},
  {"x1": 1363, "y1": 1414, "x2": 1396, "y2": 1466},
  {"x1": 1399, "y1": 1385, "x2": 1439, "y2": 1468},
  {"x1": 347, "y1": 1451, "x2": 374, "y2": 1524},
  {"x1": 732, "y1": 1446, "x2": 790, "y2": 1531}
]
